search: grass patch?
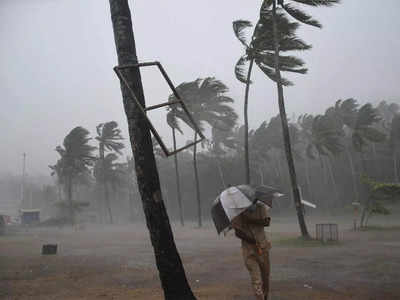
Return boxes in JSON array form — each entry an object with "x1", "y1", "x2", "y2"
[
  {"x1": 275, "y1": 236, "x2": 341, "y2": 247},
  {"x1": 360, "y1": 225, "x2": 400, "y2": 231}
]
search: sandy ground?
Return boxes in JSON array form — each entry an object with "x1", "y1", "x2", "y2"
[{"x1": 1, "y1": 215, "x2": 400, "y2": 300}]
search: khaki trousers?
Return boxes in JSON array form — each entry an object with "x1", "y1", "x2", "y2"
[{"x1": 242, "y1": 241, "x2": 271, "y2": 300}]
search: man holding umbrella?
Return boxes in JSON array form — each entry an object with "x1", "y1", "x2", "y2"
[{"x1": 211, "y1": 185, "x2": 280, "y2": 300}]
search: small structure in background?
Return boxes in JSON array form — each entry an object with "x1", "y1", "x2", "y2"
[
  {"x1": 42, "y1": 244, "x2": 57, "y2": 255},
  {"x1": 20, "y1": 209, "x2": 40, "y2": 225},
  {"x1": 316, "y1": 223, "x2": 338, "y2": 242}
]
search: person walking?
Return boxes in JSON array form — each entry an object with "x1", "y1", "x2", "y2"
[{"x1": 232, "y1": 202, "x2": 271, "y2": 300}]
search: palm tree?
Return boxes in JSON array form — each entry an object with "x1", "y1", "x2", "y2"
[
  {"x1": 125, "y1": 156, "x2": 137, "y2": 222},
  {"x1": 233, "y1": 0, "x2": 309, "y2": 184},
  {"x1": 326, "y1": 98, "x2": 359, "y2": 202},
  {"x1": 108, "y1": 1, "x2": 196, "y2": 298},
  {"x1": 51, "y1": 126, "x2": 96, "y2": 224},
  {"x1": 300, "y1": 114, "x2": 343, "y2": 208},
  {"x1": 348, "y1": 104, "x2": 386, "y2": 227},
  {"x1": 167, "y1": 78, "x2": 237, "y2": 227},
  {"x1": 95, "y1": 121, "x2": 124, "y2": 224},
  {"x1": 164, "y1": 112, "x2": 185, "y2": 226},
  {"x1": 258, "y1": 0, "x2": 339, "y2": 238},
  {"x1": 94, "y1": 153, "x2": 126, "y2": 224}
]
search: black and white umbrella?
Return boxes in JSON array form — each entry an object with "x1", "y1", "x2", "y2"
[{"x1": 211, "y1": 185, "x2": 282, "y2": 234}]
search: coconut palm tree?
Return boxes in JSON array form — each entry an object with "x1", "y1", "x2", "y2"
[
  {"x1": 300, "y1": 114, "x2": 343, "y2": 207},
  {"x1": 257, "y1": 0, "x2": 340, "y2": 238},
  {"x1": 51, "y1": 126, "x2": 96, "y2": 224},
  {"x1": 326, "y1": 98, "x2": 359, "y2": 202},
  {"x1": 233, "y1": 0, "x2": 310, "y2": 184},
  {"x1": 95, "y1": 121, "x2": 124, "y2": 224},
  {"x1": 166, "y1": 110, "x2": 185, "y2": 226},
  {"x1": 108, "y1": 1, "x2": 196, "y2": 298},
  {"x1": 167, "y1": 78, "x2": 237, "y2": 227},
  {"x1": 94, "y1": 153, "x2": 126, "y2": 224}
]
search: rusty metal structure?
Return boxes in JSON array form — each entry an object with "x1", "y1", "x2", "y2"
[{"x1": 114, "y1": 61, "x2": 205, "y2": 156}]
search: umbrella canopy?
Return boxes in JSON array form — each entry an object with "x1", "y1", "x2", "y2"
[{"x1": 211, "y1": 185, "x2": 282, "y2": 234}]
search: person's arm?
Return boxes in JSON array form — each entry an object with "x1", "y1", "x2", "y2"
[
  {"x1": 242, "y1": 215, "x2": 271, "y2": 227},
  {"x1": 234, "y1": 228, "x2": 257, "y2": 244}
]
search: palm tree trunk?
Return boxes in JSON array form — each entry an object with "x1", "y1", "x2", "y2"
[
  {"x1": 215, "y1": 155, "x2": 226, "y2": 188},
  {"x1": 394, "y1": 153, "x2": 399, "y2": 182},
  {"x1": 109, "y1": 1, "x2": 196, "y2": 298},
  {"x1": 345, "y1": 146, "x2": 359, "y2": 203},
  {"x1": 272, "y1": 0, "x2": 309, "y2": 238},
  {"x1": 104, "y1": 183, "x2": 113, "y2": 224},
  {"x1": 359, "y1": 152, "x2": 369, "y2": 227},
  {"x1": 172, "y1": 128, "x2": 184, "y2": 226},
  {"x1": 304, "y1": 156, "x2": 314, "y2": 204},
  {"x1": 244, "y1": 58, "x2": 254, "y2": 184},
  {"x1": 67, "y1": 174, "x2": 74, "y2": 225},
  {"x1": 326, "y1": 156, "x2": 340, "y2": 208},
  {"x1": 193, "y1": 132, "x2": 202, "y2": 227}
]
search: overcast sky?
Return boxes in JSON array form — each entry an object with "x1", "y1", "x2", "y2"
[{"x1": 1, "y1": 0, "x2": 400, "y2": 176}]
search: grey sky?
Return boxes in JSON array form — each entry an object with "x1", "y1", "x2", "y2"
[{"x1": 1, "y1": 0, "x2": 400, "y2": 176}]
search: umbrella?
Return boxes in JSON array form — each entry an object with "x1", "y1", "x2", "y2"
[{"x1": 211, "y1": 185, "x2": 282, "y2": 234}]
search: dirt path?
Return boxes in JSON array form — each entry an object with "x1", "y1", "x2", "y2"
[{"x1": 1, "y1": 219, "x2": 400, "y2": 299}]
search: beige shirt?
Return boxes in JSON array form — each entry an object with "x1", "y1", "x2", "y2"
[{"x1": 232, "y1": 203, "x2": 270, "y2": 250}]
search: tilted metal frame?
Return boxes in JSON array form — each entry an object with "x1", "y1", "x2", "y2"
[{"x1": 113, "y1": 61, "x2": 205, "y2": 157}]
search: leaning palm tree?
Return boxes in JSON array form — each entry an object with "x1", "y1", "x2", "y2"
[
  {"x1": 233, "y1": 0, "x2": 309, "y2": 184},
  {"x1": 95, "y1": 121, "x2": 124, "y2": 223},
  {"x1": 94, "y1": 153, "x2": 125, "y2": 224},
  {"x1": 109, "y1": 1, "x2": 196, "y2": 298},
  {"x1": 300, "y1": 114, "x2": 343, "y2": 208},
  {"x1": 348, "y1": 103, "x2": 386, "y2": 227},
  {"x1": 166, "y1": 110, "x2": 185, "y2": 226},
  {"x1": 326, "y1": 98, "x2": 359, "y2": 202},
  {"x1": 51, "y1": 126, "x2": 96, "y2": 224},
  {"x1": 255, "y1": 0, "x2": 340, "y2": 238},
  {"x1": 167, "y1": 78, "x2": 237, "y2": 227}
]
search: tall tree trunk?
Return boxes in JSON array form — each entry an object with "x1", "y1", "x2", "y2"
[
  {"x1": 244, "y1": 58, "x2": 254, "y2": 184},
  {"x1": 326, "y1": 156, "x2": 340, "y2": 208},
  {"x1": 272, "y1": 0, "x2": 310, "y2": 238},
  {"x1": 359, "y1": 152, "x2": 369, "y2": 227},
  {"x1": 172, "y1": 128, "x2": 184, "y2": 226},
  {"x1": 67, "y1": 174, "x2": 74, "y2": 225},
  {"x1": 193, "y1": 132, "x2": 202, "y2": 227},
  {"x1": 109, "y1": 1, "x2": 196, "y2": 299},
  {"x1": 215, "y1": 155, "x2": 226, "y2": 188},
  {"x1": 394, "y1": 153, "x2": 399, "y2": 182},
  {"x1": 304, "y1": 156, "x2": 314, "y2": 203},
  {"x1": 345, "y1": 146, "x2": 359, "y2": 203},
  {"x1": 104, "y1": 182, "x2": 113, "y2": 224}
]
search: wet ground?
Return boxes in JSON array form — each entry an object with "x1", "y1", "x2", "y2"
[{"x1": 1, "y1": 215, "x2": 400, "y2": 299}]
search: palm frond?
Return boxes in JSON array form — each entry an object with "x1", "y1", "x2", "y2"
[
  {"x1": 255, "y1": 59, "x2": 293, "y2": 86},
  {"x1": 282, "y1": 3, "x2": 321, "y2": 28},
  {"x1": 233, "y1": 20, "x2": 252, "y2": 47},
  {"x1": 356, "y1": 104, "x2": 381, "y2": 129},
  {"x1": 235, "y1": 55, "x2": 251, "y2": 84},
  {"x1": 290, "y1": 0, "x2": 340, "y2": 7}
]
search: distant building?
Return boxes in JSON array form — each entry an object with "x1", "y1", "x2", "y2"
[{"x1": 19, "y1": 209, "x2": 40, "y2": 225}]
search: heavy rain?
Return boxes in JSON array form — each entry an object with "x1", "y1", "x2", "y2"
[{"x1": 1, "y1": 1, "x2": 400, "y2": 299}]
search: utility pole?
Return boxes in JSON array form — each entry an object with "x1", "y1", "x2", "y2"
[{"x1": 21, "y1": 153, "x2": 26, "y2": 208}]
